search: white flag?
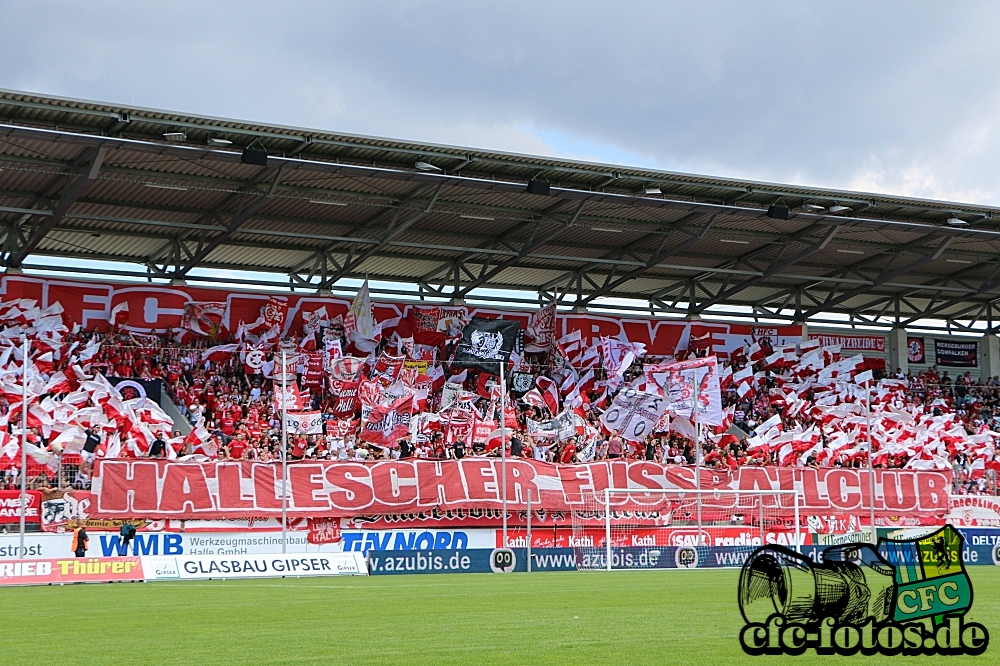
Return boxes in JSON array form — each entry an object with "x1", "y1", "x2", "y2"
[
  {"x1": 600, "y1": 389, "x2": 669, "y2": 442},
  {"x1": 285, "y1": 410, "x2": 324, "y2": 435}
]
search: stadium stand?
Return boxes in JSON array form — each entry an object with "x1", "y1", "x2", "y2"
[
  {"x1": 0, "y1": 288, "x2": 996, "y2": 502},
  {"x1": 0, "y1": 90, "x2": 999, "y2": 525}
]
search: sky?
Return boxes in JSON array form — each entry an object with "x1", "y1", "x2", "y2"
[{"x1": 3, "y1": 1, "x2": 1000, "y2": 207}]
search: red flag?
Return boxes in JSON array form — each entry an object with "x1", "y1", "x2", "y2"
[
  {"x1": 361, "y1": 394, "x2": 413, "y2": 448},
  {"x1": 330, "y1": 378, "x2": 360, "y2": 418},
  {"x1": 409, "y1": 305, "x2": 444, "y2": 347}
]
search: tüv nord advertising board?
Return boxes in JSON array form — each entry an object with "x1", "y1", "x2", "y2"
[{"x1": 1, "y1": 528, "x2": 498, "y2": 560}]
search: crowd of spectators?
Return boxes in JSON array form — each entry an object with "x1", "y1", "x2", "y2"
[{"x1": 2, "y1": 326, "x2": 997, "y2": 497}]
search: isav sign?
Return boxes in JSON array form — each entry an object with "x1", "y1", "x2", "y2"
[{"x1": 738, "y1": 526, "x2": 989, "y2": 656}]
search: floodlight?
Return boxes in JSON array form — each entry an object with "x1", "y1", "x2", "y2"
[
  {"x1": 163, "y1": 132, "x2": 187, "y2": 142},
  {"x1": 242, "y1": 144, "x2": 268, "y2": 166},
  {"x1": 765, "y1": 204, "x2": 789, "y2": 220},
  {"x1": 414, "y1": 161, "x2": 442, "y2": 172},
  {"x1": 644, "y1": 185, "x2": 662, "y2": 195},
  {"x1": 829, "y1": 205, "x2": 852, "y2": 214},
  {"x1": 947, "y1": 217, "x2": 968, "y2": 226}
]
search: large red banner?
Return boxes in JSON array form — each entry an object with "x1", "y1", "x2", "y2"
[
  {"x1": 91, "y1": 459, "x2": 951, "y2": 521},
  {"x1": 0, "y1": 274, "x2": 800, "y2": 358}
]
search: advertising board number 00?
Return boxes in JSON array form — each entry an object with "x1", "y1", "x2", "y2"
[{"x1": 490, "y1": 548, "x2": 516, "y2": 573}]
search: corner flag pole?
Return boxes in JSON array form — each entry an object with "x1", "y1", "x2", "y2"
[
  {"x1": 500, "y1": 359, "x2": 508, "y2": 549},
  {"x1": 281, "y1": 348, "x2": 288, "y2": 554},
  {"x1": 19, "y1": 334, "x2": 28, "y2": 557}
]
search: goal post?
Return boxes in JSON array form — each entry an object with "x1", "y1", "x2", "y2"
[{"x1": 571, "y1": 488, "x2": 801, "y2": 571}]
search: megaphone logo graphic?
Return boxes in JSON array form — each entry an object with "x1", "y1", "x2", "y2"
[{"x1": 737, "y1": 525, "x2": 988, "y2": 656}]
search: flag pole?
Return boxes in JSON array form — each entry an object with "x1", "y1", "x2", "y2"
[
  {"x1": 500, "y1": 359, "x2": 508, "y2": 549},
  {"x1": 281, "y1": 348, "x2": 288, "y2": 554},
  {"x1": 19, "y1": 335, "x2": 28, "y2": 558},
  {"x1": 866, "y1": 377, "x2": 876, "y2": 545},
  {"x1": 692, "y1": 370, "x2": 702, "y2": 545}
]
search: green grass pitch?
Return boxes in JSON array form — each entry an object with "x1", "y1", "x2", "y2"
[{"x1": 3, "y1": 568, "x2": 999, "y2": 665}]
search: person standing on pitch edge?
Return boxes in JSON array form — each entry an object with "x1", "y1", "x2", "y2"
[{"x1": 72, "y1": 525, "x2": 89, "y2": 558}]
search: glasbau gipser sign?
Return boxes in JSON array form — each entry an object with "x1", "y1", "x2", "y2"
[{"x1": 738, "y1": 526, "x2": 989, "y2": 656}]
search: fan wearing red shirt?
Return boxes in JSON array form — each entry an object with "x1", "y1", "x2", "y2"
[
  {"x1": 228, "y1": 436, "x2": 247, "y2": 460},
  {"x1": 220, "y1": 415, "x2": 236, "y2": 437},
  {"x1": 291, "y1": 436, "x2": 306, "y2": 460},
  {"x1": 558, "y1": 441, "x2": 577, "y2": 464}
]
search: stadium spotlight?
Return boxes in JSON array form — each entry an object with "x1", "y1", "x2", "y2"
[
  {"x1": 526, "y1": 178, "x2": 551, "y2": 196},
  {"x1": 765, "y1": 204, "x2": 789, "y2": 219},
  {"x1": 144, "y1": 182, "x2": 188, "y2": 191},
  {"x1": 460, "y1": 213, "x2": 494, "y2": 221},
  {"x1": 829, "y1": 205, "x2": 852, "y2": 214},
  {"x1": 802, "y1": 204, "x2": 825, "y2": 212},
  {"x1": 241, "y1": 140, "x2": 268, "y2": 167},
  {"x1": 308, "y1": 199, "x2": 348, "y2": 206},
  {"x1": 414, "y1": 160, "x2": 442, "y2": 172},
  {"x1": 643, "y1": 184, "x2": 662, "y2": 195},
  {"x1": 208, "y1": 136, "x2": 233, "y2": 147},
  {"x1": 162, "y1": 131, "x2": 187, "y2": 142},
  {"x1": 947, "y1": 216, "x2": 969, "y2": 226}
]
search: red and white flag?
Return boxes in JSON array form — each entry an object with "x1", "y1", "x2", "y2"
[
  {"x1": 285, "y1": 410, "x2": 324, "y2": 435},
  {"x1": 524, "y1": 300, "x2": 556, "y2": 353},
  {"x1": 184, "y1": 419, "x2": 216, "y2": 458},
  {"x1": 360, "y1": 394, "x2": 412, "y2": 447},
  {"x1": 202, "y1": 343, "x2": 238, "y2": 364},
  {"x1": 273, "y1": 382, "x2": 304, "y2": 412},
  {"x1": 108, "y1": 301, "x2": 129, "y2": 326},
  {"x1": 535, "y1": 376, "x2": 560, "y2": 414}
]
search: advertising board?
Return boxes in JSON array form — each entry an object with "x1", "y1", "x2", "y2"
[
  {"x1": 366, "y1": 548, "x2": 577, "y2": 574},
  {"x1": 0, "y1": 556, "x2": 144, "y2": 586},
  {"x1": 142, "y1": 552, "x2": 367, "y2": 580}
]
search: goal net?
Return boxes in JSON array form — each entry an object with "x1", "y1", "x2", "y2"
[{"x1": 571, "y1": 488, "x2": 800, "y2": 571}]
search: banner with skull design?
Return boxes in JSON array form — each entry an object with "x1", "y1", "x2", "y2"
[{"x1": 451, "y1": 317, "x2": 521, "y2": 375}]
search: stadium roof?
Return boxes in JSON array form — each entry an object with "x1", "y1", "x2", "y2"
[{"x1": 1, "y1": 88, "x2": 999, "y2": 331}]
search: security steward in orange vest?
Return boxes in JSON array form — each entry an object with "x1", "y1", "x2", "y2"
[{"x1": 71, "y1": 526, "x2": 89, "y2": 558}]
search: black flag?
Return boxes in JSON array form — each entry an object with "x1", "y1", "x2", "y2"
[{"x1": 451, "y1": 317, "x2": 521, "y2": 374}]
